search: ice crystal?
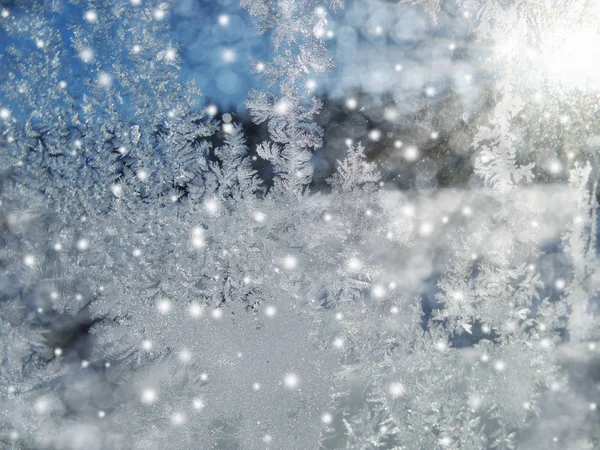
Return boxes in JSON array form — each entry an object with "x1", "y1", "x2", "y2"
[{"x1": 1, "y1": 0, "x2": 599, "y2": 449}]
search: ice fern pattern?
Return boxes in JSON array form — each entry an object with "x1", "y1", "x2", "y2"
[{"x1": 1, "y1": 0, "x2": 600, "y2": 449}]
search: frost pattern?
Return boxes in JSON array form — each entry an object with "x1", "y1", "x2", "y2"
[{"x1": 1, "y1": 0, "x2": 599, "y2": 449}]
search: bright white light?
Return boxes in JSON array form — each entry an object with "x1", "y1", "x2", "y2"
[
  {"x1": 200, "y1": 373, "x2": 208, "y2": 381},
  {"x1": 346, "y1": 98, "x2": 358, "y2": 110},
  {"x1": 372, "y1": 285, "x2": 385, "y2": 298},
  {"x1": 284, "y1": 373, "x2": 299, "y2": 389},
  {"x1": 24, "y1": 255, "x2": 35, "y2": 267},
  {"x1": 368, "y1": 129, "x2": 381, "y2": 141},
  {"x1": 97, "y1": 72, "x2": 112, "y2": 87},
  {"x1": 218, "y1": 14, "x2": 230, "y2": 26},
  {"x1": 97, "y1": 410, "x2": 105, "y2": 419},
  {"x1": 255, "y1": 62, "x2": 265, "y2": 72},
  {"x1": 419, "y1": 222, "x2": 434, "y2": 236},
  {"x1": 253, "y1": 211, "x2": 266, "y2": 222},
  {"x1": 54, "y1": 348, "x2": 63, "y2": 356},
  {"x1": 165, "y1": 48, "x2": 176, "y2": 61},
  {"x1": 542, "y1": 28, "x2": 600, "y2": 88},
  {"x1": 77, "y1": 239, "x2": 89, "y2": 251},
  {"x1": 142, "y1": 340, "x2": 153, "y2": 351},
  {"x1": 193, "y1": 398, "x2": 205, "y2": 410},
  {"x1": 204, "y1": 198, "x2": 219, "y2": 214},
  {"x1": 0, "y1": 108, "x2": 10, "y2": 120},
  {"x1": 189, "y1": 303, "x2": 203, "y2": 318},
  {"x1": 435, "y1": 341, "x2": 447, "y2": 352},
  {"x1": 394, "y1": 64, "x2": 402, "y2": 72},
  {"x1": 275, "y1": 100, "x2": 289, "y2": 115},
  {"x1": 322, "y1": 413, "x2": 333, "y2": 424},
  {"x1": 306, "y1": 79, "x2": 317, "y2": 91},
  {"x1": 283, "y1": 255, "x2": 297, "y2": 270},
  {"x1": 494, "y1": 360, "x2": 506, "y2": 372},
  {"x1": 111, "y1": 184, "x2": 123, "y2": 197},
  {"x1": 212, "y1": 309, "x2": 223, "y2": 319},
  {"x1": 383, "y1": 108, "x2": 398, "y2": 121},
  {"x1": 206, "y1": 104, "x2": 218, "y2": 116},
  {"x1": 403, "y1": 146, "x2": 419, "y2": 162},
  {"x1": 157, "y1": 299, "x2": 171, "y2": 314},
  {"x1": 36, "y1": 40, "x2": 44, "y2": 49},
  {"x1": 347, "y1": 257, "x2": 362, "y2": 272},
  {"x1": 154, "y1": 9, "x2": 165, "y2": 20},
  {"x1": 35, "y1": 398, "x2": 49, "y2": 413},
  {"x1": 191, "y1": 226, "x2": 205, "y2": 249},
  {"x1": 222, "y1": 48, "x2": 236, "y2": 62},
  {"x1": 252, "y1": 382, "x2": 261, "y2": 391},
  {"x1": 179, "y1": 350, "x2": 192, "y2": 363},
  {"x1": 425, "y1": 86, "x2": 436, "y2": 97},
  {"x1": 170, "y1": 412, "x2": 185, "y2": 425},
  {"x1": 440, "y1": 436, "x2": 452, "y2": 447},
  {"x1": 133, "y1": 170, "x2": 147, "y2": 183},
  {"x1": 333, "y1": 337, "x2": 344, "y2": 349},
  {"x1": 141, "y1": 388, "x2": 157, "y2": 404},
  {"x1": 223, "y1": 123, "x2": 234, "y2": 133},
  {"x1": 555, "y1": 279, "x2": 566, "y2": 290},
  {"x1": 84, "y1": 10, "x2": 97, "y2": 22},
  {"x1": 549, "y1": 160, "x2": 562, "y2": 174},
  {"x1": 1, "y1": 9, "x2": 9, "y2": 18},
  {"x1": 265, "y1": 305, "x2": 276, "y2": 317},
  {"x1": 389, "y1": 382, "x2": 405, "y2": 398}
]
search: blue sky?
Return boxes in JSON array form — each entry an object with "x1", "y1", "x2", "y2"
[
  {"x1": 170, "y1": 0, "x2": 481, "y2": 119},
  {"x1": 0, "y1": 0, "x2": 481, "y2": 118},
  {"x1": 170, "y1": 0, "x2": 272, "y2": 111}
]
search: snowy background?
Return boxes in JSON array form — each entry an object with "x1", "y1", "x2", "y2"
[{"x1": 1, "y1": 0, "x2": 600, "y2": 449}]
